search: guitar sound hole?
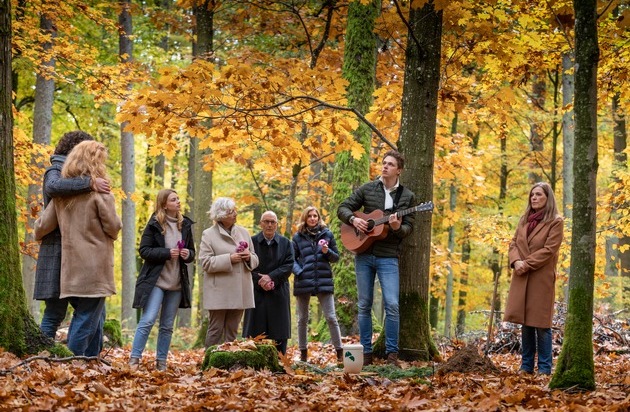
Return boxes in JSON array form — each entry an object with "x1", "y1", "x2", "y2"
[{"x1": 366, "y1": 220, "x2": 375, "y2": 232}]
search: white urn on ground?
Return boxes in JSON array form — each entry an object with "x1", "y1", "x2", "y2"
[{"x1": 342, "y1": 343, "x2": 364, "y2": 373}]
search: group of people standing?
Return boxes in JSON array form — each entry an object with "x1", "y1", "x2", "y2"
[{"x1": 33, "y1": 133, "x2": 563, "y2": 376}]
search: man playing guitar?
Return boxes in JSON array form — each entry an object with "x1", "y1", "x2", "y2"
[{"x1": 337, "y1": 150, "x2": 416, "y2": 367}]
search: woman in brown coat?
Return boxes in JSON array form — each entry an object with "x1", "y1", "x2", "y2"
[
  {"x1": 35, "y1": 141, "x2": 122, "y2": 357},
  {"x1": 504, "y1": 182, "x2": 563, "y2": 375},
  {"x1": 199, "y1": 197, "x2": 259, "y2": 347}
]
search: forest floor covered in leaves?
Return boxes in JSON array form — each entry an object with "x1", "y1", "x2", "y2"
[{"x1": 0, "y1": 335, "x2": 628, "y2": 411}]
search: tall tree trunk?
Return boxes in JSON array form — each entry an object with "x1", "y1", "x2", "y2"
[
  {"x1": 529, "y1": 77, "x2": 546, "y2": 183},
  {"x1": 444, "y1": 113, "x2": 458, "y2": 338},
  {"x1": 456, "y1": 131, "x2": 480, "y2": 335},
  {"x1": 397, "y1": 1, "x2": 442, "y2": 361},
  {"x1": 550, "y1": 0, "x2": 599, "y2": 390},
  {"x1": 456, "y1": 222, "x2": 470, "y2": 336},
  {"x1": 550, "y1": 67, "x2": 560, "y2": 191},
  {"x1": 444, "y1": 183, "x2": 456, "y2": 338},
  {"x1": 0, "y1": 0, "x2": 51, "y2": 355},
  {"x1": 22, "y1": 12, "x2": 56, "y2": 320},
  {"x1": 611, "y1": 92, "x2": 628, "y2": 308},
  {"x1": 189, "y1": 0, "x2": 215, "y2": 330},
  {"x1": 562, "y1": 52, "x2": 575, "y2": 220},
  {"x1": 119, "y1": 0, "x2": 137, "y2": 331},
  {"x1": 330, "y1": 0, "x2": 379, "y2": 335}
]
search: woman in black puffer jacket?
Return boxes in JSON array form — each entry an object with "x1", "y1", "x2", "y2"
[{"x1": 292, "y1": 206, "x2": 343, "y2": 363}]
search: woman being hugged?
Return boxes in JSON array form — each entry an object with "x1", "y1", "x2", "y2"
[
  {"x1": 504, "y1": 182, "x2": 563, "y2": 376},
  {"x1": 35, "y1": 141, "x2": 122, "y2": 357},
  {"x1": 129, "y1": 189, "x2": 195, "y2": 371},
  {"x1": 199, "y1": 197, "x2": 259, "y2": 347},
  {"x1": 292, "y1": 206, "x2": 343, "y2": 362}
]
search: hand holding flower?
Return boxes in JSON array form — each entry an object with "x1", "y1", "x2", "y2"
[{"x1": 318, "y1": 239, "x2": 329, "y2": 253}]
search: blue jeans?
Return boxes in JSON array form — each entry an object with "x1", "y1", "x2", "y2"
[
  {"x1": 67, "y1": 297, "x2": 105, "y2": 357},
  {"x1": 521, "y1": 325, "x2": 552, "y2": 374},
  {"x1": 131, "y1": 287, "x2": 182, "y2": 361},
  {"x1": 355, "y1": 254, "x2": 400, "y2": 354},
  {"x1": 40, "y1": 298, "x2": 69, "y2": 339}
]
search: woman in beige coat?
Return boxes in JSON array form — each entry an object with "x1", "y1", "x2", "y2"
[
  {"x1": 200, "y1": 197, "x2": 259, "y2": 347},
  {"x1": 35, "y1": 141, "x2": 121, "y2": 357},
  {"x1": 504, "y1": 182, "x2": 563, "y2": 375}
]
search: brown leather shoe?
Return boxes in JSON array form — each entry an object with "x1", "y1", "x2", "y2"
[
  {"x1": 128, "y1": 357, "x2": 140, "y2": 370},
  {"x1": 363, "y1": 352, "x2": 373, "y2": 366},
  {"x1": 336, "y1": 348, "x2": 344, "y2": 363},
  {"x1": 300, "y1": 349, "x2": 308, "y2": 362},
  {"x1": 156, "y1": 360, "x2": 167, "y2": 371},
  {"x1": 387, "y1": 352, "x2": 400, "y2": 367}
]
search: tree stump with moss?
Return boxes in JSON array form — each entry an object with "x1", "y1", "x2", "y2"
[
  {"x1": 103, "y1": 319, "x2": 123, "y2": 348},
  {"x1": 201, "y1": 342, "x2": 283, "y2": 372}
]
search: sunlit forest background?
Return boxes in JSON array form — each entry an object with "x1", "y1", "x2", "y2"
[{"x1": 10, "y1": 0, "x2": 629, "y2": 347}]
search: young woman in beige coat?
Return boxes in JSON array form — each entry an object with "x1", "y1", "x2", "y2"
[
  {"x1": 35, "y1": 141, "x2": 121, "y2": 357},
  {"x1": 504, "y1": 182, "x2": 563, "y2": 375},
  {"x1": 199, "y1": 197, "x2": 259, "y2": 347}
]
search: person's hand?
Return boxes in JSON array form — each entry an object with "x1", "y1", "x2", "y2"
[
  {"x1": 352, "y1": 217, "x2": 368, "y2": 233},
  {"x1": 513, "y1": 260, "x2": 526, "y2": 275},
  {"x1": 258, "y1": 274, "x2": 274, "y2": 290},
  {"x1": 179, "y1": 248, "x2": 190, "y2": 260},
  {"x1": 230, "y1": 253, "x2": 243, "y2": 263},
  {"x1": 170, "y1": 248, "x2": 180, "y2": 259},
  {"x1": 388, "y1": 213, "x2": 401, "y2": 231},
  {"x1": 321, "y1": 243, "x2": 329, "y2": 254},
  {"x1": 238, "y1": 250, "x2": 251, "y2": 262},
  {"x1": 92, "y1": 178, "x2": 111, "y2": 194}
]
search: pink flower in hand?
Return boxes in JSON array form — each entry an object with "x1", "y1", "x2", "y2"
[
  {"x1": 318, "y1": 239, "x2": 328, "y2": 247},
  {"x1": 177, "y1": 240, "x2": 185, "y2": 249},
  {"x1": 236, "y1": 241, "x2": 249, "y2": 253}
]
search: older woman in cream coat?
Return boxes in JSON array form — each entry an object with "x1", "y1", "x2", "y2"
[{"x1": 200, "y1": 197, "x2": 259, "y2": 347}]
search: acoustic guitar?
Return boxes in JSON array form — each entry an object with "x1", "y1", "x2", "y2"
[{"x1": 340, "y1": 201, "x2": 434, "y2": 253}]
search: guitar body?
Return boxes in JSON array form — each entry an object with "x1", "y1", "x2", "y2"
[{"x1": 340, "y1": 210, "x2": 389, "y2": 254}]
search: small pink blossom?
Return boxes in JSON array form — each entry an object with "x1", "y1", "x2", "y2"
[
  {"x1": 318, "y1": 239, "x2": 328, "y2": 247},
  {"x1": 236, "y1": 240, "x2": 249, "y2": 253},
  {"x1": 177, "y1": 240, "x2": 185, "y2": 249}
]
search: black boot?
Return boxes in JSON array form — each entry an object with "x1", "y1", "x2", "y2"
[
  {"x1": 363, "y1": 352, "x2": 373, "y2": 366},
  {"x1": 300, "y1": 349, "x2": 308, "y2": 362}
]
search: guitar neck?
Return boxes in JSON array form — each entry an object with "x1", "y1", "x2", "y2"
[{"x1": 372, "y1": 206, "x2": 415, "y2": 226}]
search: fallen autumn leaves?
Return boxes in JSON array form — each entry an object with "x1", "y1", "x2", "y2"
[{"x1": 0, "y1": 342, "x2": 628, "y2": 411}]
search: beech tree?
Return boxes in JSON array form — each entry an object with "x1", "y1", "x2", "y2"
[
  {"x1": 550, "y1": 0, "x2": 599, "y2": 390},
  {"x1": 22, "y1": 10, "x2": 56, "y2": 319},
  {"x1": 329, "y1": 0, "x2": 380, "y2": 335},
  {"x1": 396, "y1": 0, "x2": 441, "y2": 361}
]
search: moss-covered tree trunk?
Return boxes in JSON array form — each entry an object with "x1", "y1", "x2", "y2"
[
  {"x1": 396, "y1": 1, "x2": 442, "y2": 361},
  {"x1": 549, "y1": 0, "x2": 599, "y2": 391},
  {"x1": 330, "y1": 0, "x2": 380, "y2": 335},
  {"x1": 0, "y1": 1, "x2": 51, "y2": 356}
]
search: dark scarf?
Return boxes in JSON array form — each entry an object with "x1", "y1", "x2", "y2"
[
  {"x1": 527, "y1": 210, "x2": 545, "y2": 236},
  {"x1": 305, "y1": 225, "x2": 322, "y2": 238}
]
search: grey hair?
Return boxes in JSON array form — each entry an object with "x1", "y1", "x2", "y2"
[
  {"x1": 208, "y1": 197, "x2": 236, "y2": 222},
  {"x1": 260, "y1": 210, "x2": 278, "y2": 222}
]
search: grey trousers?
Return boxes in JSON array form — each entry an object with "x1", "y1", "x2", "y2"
[{"x1": 296, "y1": 293, "x2": 342, "y2": 350}]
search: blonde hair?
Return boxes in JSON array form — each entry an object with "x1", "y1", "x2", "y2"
[
  {"x1": 518, "y1": 182, "x2": 561, "y2": 226},
  {"x1": 58, "y1": 141, "x2": 109, "y2": 209},
  {"x1": 297, "y1": 206, "x2": 327, "y2": 233},
  {"x1": 154, "y1": 189, "x2": 183, "y2": 233},
  {"x1": 61, "y1": 140, "x2": 109, "y2": 181}
]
